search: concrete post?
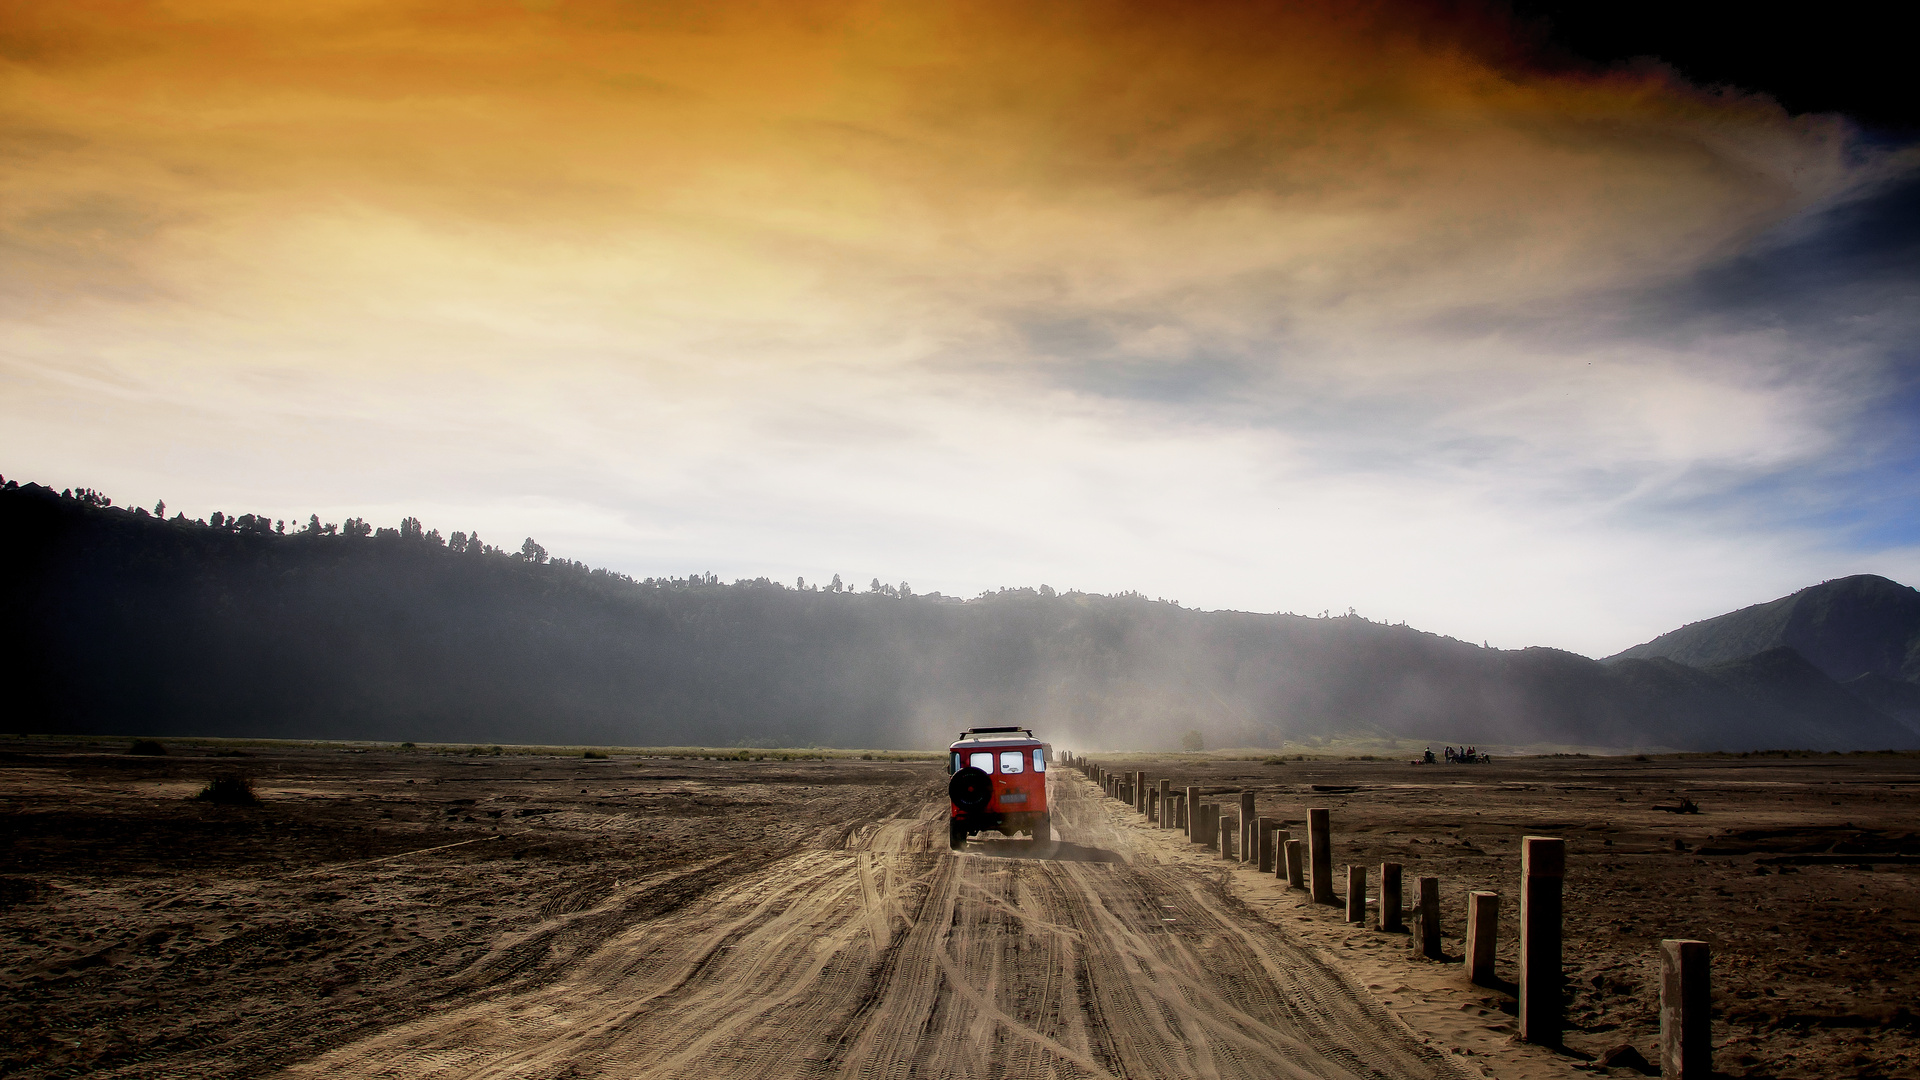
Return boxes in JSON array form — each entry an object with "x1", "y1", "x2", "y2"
[
  {"x1": 1238, "y1": 791, "x2": 1256, "y2": 861},
  {"x1": 1345, "y1": 865, "x2": 1366, "y2": 923},
  {"x1": 1184, "y1": 787, "x2": 1200, "y2": 839},
  {"x1": 1176, "y1": 794, "x2": 1187, "y2": 831},
  {"x1": 1307, "y1": 808, "x2": 1335, "y2": 904},
  {"x1": 1257, "y1": 818, "x2": 1280, "y2": 873},
  {"x1": 1159, "y1": 779, "x2": 1172, "y2": 829},
  {"x1": 1466, "y1": 890, "x2": 1499, "y2": 986},
  {"x1": 1660, "y1": 939, "x2": 1711, "y2": 1079},
  {"x1": 1520, "y1": 836, "x2": 1566, "y2": 1047},
  {"x1": 1205, "y1": 804, "x2": 1220, "y2": 848},
  {"x1": 1136, "y1": 771, "x2": 1148, "y2": 814},
  {"x1": 1271, "y1": 829, "x2": 1291, "y2": 879},
  {"x1": 1284, "y1": 839, "x2": 1305, "y2": 888},
  {"x1": 1411, "y1": 875, "x2": 1441, "y2": 958},
  {"x1": 1379, "y1": 862, "x2": 1404, "y2": 932},
  {"x1": 1219, "y1": 813, "x2": 1236, "y2": 860}
]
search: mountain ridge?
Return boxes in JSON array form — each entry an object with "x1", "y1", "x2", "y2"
[
  {"x1": 4, "y1": 479, "x2": 1915, "y2": 752},
  {"x1": 1607, "y1": 574, "x2": 1920, "y2": 682}
]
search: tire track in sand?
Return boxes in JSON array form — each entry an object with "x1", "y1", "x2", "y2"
[{"x1": 282, "y1": 779, "x2": 1468, "y2": 1080}]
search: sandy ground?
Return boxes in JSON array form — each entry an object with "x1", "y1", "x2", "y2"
[
  {"x1": 1, "y1": 742, "x2": 1915, "y2": 1078},
  {"x1": 1079, "y1": 753, "x2": 1920, "y2": 1080}
]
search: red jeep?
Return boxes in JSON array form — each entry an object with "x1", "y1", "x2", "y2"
[{"x1": 946, "y1": 727, "x2": 1050, "y2": 849}]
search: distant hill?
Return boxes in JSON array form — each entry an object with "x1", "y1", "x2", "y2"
[
  {"x1": 1607, "y1": 575, "x2": 1920, "y2": 735},
  {"x1": 1608, "y1": 575, "x2": 1920, "y2": 681},
  {"x1": 4, "y1": 480, "x2": 1915, "y2": 752}
]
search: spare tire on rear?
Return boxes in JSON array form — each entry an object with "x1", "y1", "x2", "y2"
[{"x1": 948, "y1": 766, "x2": 991, "y2": 810}]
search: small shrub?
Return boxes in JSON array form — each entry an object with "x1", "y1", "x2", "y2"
[
  {"x1": 126, "y1": 739, "x2": 168, "y2": 756},
  {"x1": 401, "y1": 742, "x2": 416, "y2": 750},
  {"x1": 583, "y1": 750, "x2": 607, "y2": 759},
  {"x1": 193, "y1": 775, "x2": 260, "y2": 806},
  {"x1": 1263, "y1": 756, "x2": 1287, "y2": 766}
]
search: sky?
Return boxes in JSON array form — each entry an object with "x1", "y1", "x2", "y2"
[{"x1": 4, "y1": 0, "x2": 1919, "y2": 657}]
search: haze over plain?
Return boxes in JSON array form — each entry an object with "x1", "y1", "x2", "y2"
[{"x1": 5, "y1": 0, "x2": 1919, "y2": 657}]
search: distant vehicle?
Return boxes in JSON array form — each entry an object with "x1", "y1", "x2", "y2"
[{"x1": 946, "y1": 726, "x2": 1050, "y2": 850}]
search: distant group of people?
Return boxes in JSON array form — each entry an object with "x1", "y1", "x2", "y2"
[{"x1": 1420, "y1": 745, "x2": 1490, "y2": 764}]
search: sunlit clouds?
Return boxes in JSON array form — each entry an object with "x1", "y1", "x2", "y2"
[{"x1": 4, "y1": 0, "x2": 1918, "y2": 655}]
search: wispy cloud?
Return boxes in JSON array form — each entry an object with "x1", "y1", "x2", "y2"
[{"x1": 2, "y1": 0, "x2": 1916, "y2": 656}]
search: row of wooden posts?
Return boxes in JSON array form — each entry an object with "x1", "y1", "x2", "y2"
[{"x1": 1059, "y1": 754, "x2": 1712, "y2": 1078}]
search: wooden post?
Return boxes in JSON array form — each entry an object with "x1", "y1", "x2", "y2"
[
  {"x1": 1466, "y1": 890, "x2": 1499, "y2": 985},
  {"x1": 1257, "y1": 818, "x2": 1280, "y2": 873},
  {"x1": 1159, "y1": 779, "x2": 1173, "y2": 829},
  {"x1": 1411, "y1": 875, "x2": 1441, "y2": 958},
  {"x1": 1176, "y1": 793, "x2": 1187, "y2": 831},
  {"x1": 1284, "y1": 839, "x2": 1305, "y2": 888},
  {"x1": 1307, "y1": 808, "x2": 1334, "y2": 904},
  {"x1": 1521, "y1": 836, "x2": 1565, "y2": 1047},
  {"x1": 1185, "y1": 787, "x2": 1201, "y2": 839},
  {"x1": 1238, "y1": 791, "x2": 1256, "y2": 861},
  {"x1": 1345, "y1": 865, "x2": 1366, "y2": 923},
  {"x1": 1271, "y1": 829, "x2": 1291, "y2": 879},
  {"x1": 1379, "y1": 862, "x2": 1404, "y2": 932},
  {"x1": 1197, "y1": 803, "x2": 1216, "y2": 846},
  {"x1": 1136, "y1": 771, "x2": 1148, "y2": 814},
  {"x1": 1660, "y1": 939, "x2": 1711, "y2": 1079},
  {"x1": 1219, "y1": 813, "x2": 1236, "y2": 860}
]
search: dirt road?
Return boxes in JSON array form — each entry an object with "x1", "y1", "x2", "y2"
[
  {"x1": 281, "y1": 771, "x2": 1462, "y2": 1080},
  {"x1": 13, "y1": 743, "x2": 1918, "y2": 1077}
]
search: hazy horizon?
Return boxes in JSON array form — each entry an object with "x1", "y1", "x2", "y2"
[{"x1": 6, "y1": 1, "x2": 1919, "y2": 658}]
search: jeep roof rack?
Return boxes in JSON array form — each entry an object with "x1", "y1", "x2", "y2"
[{"x1": 959, "y1": 726, "x2": 1034, "y2": 737}]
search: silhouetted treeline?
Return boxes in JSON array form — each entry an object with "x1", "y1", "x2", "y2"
[{"x1": 3, "y1": 478, "x2": 1914, "y2": 751}]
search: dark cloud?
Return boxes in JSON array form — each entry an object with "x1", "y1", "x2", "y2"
[{"x1": 1509, "y1": 0, "x2": 1919, "y2": 130}]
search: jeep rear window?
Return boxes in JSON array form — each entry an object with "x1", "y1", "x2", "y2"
[
  {"x1": 1033, "y1": 749, "x2": 1046, "y2": 772},
  {"x1": 969, "y1": 752, "x2": 994, "y2": 772},
  {"x1": 999, "y1": 751, "x2": 1024, "y2": 774}
]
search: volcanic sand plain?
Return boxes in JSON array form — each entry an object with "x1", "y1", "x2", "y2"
[{"x1": 0, "y1": 740, "x2": 1915, "y2": 1079}]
